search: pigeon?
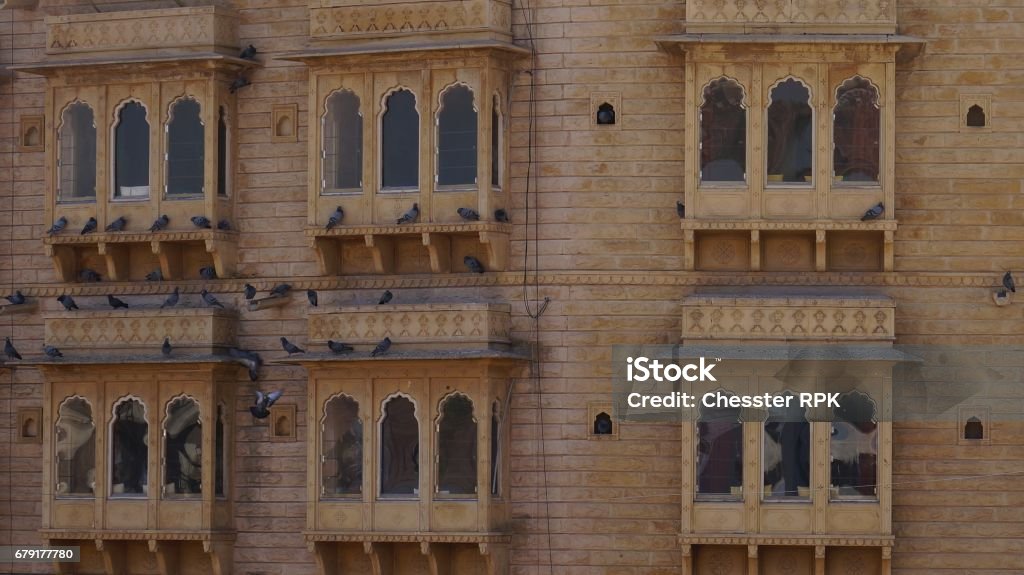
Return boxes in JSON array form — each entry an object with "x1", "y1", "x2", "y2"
[
  {"x1": 307, "y1": 289, "x2": 318, "y2": 307},
  {"x1": 860, "y1": 202, "x2": 884, "y2": 222},
  {"x1": 201, "y1": 289, "x2": 225, "y2": 308},
  {"x1": 5, "y1": 337, "x2": 21, "y2": 360},
  {"x1": 250, "y1": 390, "x2": 283, "y2": 419},
  {"x1": 145, "y1": 269, "x2": 164, "y2": 282},
  {"x1": 464, "y1": 255, "x2": 485, "y2": 274},
  {"x1": 200, "y1": 266, "x2": 218, "y2": 280},
  {"x1": 997, "y1": 289, "x2": 1008, "y2": 298},
  {"x1": 57, "y1": 294, "x2": 78, "y2": 311},
  {"x1": 80, "y1": 268, "x2": 101, "y2": 283},
  {"x1": 371, "y1": 336, "x2": 392, "y2": 357},
  {"x1": 81, "y1": 217, "x2": 97, "y2": 235},
  {"x1": 457, "y1": 207, "x2": 480, "y2": 221},
  {"x1": 229, "y1": 348, "x2": 263, "y2": 381},
  {"x1": 1003, "y1": 271, "x2": 1016, "y2": 293},
  {"x1": 107, "y1": 294, "x2": 129, "y2": 309},
  {"x1": 494, "y1": 209, "x2": 510, "y2": 223},
  {"x1": 327, "y1": 340, "x2": 353, "y2": 354},
  {"x1": 162, "y1": 337, "x2": 172, "y2": 356},
  {"x1": 239, "y1": 44, "x2": 257, "y2": 60},
  {"x1": 161, "y1": 287, "x2": 179, "y2": 309},
  {"x1": 396, "y1": 203, "x2": 419, "y2": 224},
  {"x1": 217, "y1": 219, "x2": 232, "y2": 231},
  {"x1": 47, "y1": 216, "x2": 68, "y2": 236},
  {"x1": 270, "y1": 284, "x2": 292, "y2": 297},
  {"x1": 43, "y1": 345, "x2": 63, "y2": 359},
  {"x1": 149, "y1": 214, "x2": 169, "y2": 232},
  {"x1": 5, "y1": 291, "x2": 25, "y2": 305},
  {"x1": 229, "y1": 76, "x2": 251, "y2": 94},
  {"x1": 676, "y1": 201, "x2": 685, "y2": 219},
  {"x1": 105, "y1": 216, "x2": 127, "y2": 232},
  {"x1": 378, "y1": 290, "x2": 393, "y2": 305},
  {"x1": 280, "y1": 337, "x2": 305, "y2": 355},
  {"x1": 326, "y1": 206, "x2": 344, "y2": 230},
  {"x1": 244, "y1": 283, "x2": 256, "y2": 300},
  {"x1": 191, "y1": 216, "x2": 212, "y2": 229}
]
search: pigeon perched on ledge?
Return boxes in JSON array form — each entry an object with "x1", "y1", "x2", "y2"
[
  {"x1": 860, "y1": 202, "x2": 884, "y2": 222},
  {"x1": 396, "y1": 203, "x2": 419, "y2": 225},
  {"x1": 149, "y1": 214, "x2": 169, "y2": 232},
  {"x1": 47, "y1": 216, "x2": 67, "y2": 236},
  {"x1": 107, "y1": 295, "x2": 129, "y2": 309},
  {"x1": 44, "y1": 345, "x2": 63, "y2": 359},
  {"x1": 326, "y1": 206, "x2": 344, "y2": 230},
  {"x1": 328, "y1": 340, "x2": 353, "y2": 354},
  {"x1": 494, "y1": 209, "x2": 510, "y2": 223},
  {"x1": 280, "y1": 337, "x2": 305, "y2": 356},
  {"x1": 201, "y1": 290, "x2": 225, "y2": 309},
  {"x1": 270, "y1": 284, "x2": 292, "y2": 297},
  {"x1": 457, "y1": 207, "x2": 480, "y2": 221},
  {"x1": 244, "y1": 284, "x2": 256, "y2": 300},
  {"x1": 191, "y1": 216, "x2": 212, "y2": 229},
  {"x1": 371, "y1": 337, "x2": 392, "y2": 357},
  {"x1": 80, "y1": 217, "x2": 97, "y2": 235},
  {"x1": 145, "y1": 269, "x2": 164, "y2": 282},
  {"x1": 307, "y1": 290, "x2": 318, "y2": 307},
  {"x1": 162, "y1": 338, "x2": 172, "y2": 357},
  {"x1": 57, "y1": 294, "x2": 78, "y2": 311},
  {"x1": 5, "y1": 291, "x2": 25, "y2": 305},
  {"x1": 161, "y1": 288, "x2": 179, "y2": 309},
  {"x1": 105, "y1": 216, "x2": 127, "y2": 232},
  {"x1": 239, "y1": 44, "x2": 257, "y2": 60},
  {"x1": 1003, "y1": 271, "x2": 1016, "y2": 293},
  {"x1": 464, "y1": 256, "x2": 485, "y2": 274}
]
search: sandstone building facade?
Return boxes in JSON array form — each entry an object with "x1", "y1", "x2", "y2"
[{"x1": 0, "y1": 0, "x2": 1022, "y2": 573}]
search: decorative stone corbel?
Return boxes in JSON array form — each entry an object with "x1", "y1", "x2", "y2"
[
  {"x1": 364, "y1": 234, "x2": 395, "y2": 274},
  {"x1": 420, "y1": 541, "x2": 452, "y2": 575},
  {"x1": 149, "y1": 539, "x2": 179, "y2": 575},
  {"x1": 311, "y1": 236, "x2": 341, "y2": 276},
  {"x1": 44, "y1": 243, "x2": 77, "y2": 282},
  {"x1": 815, "y1": 229, "x2": 827, "y2": 272},
  {"x1": 364, "y1": 541, "x2": 394, "y2": 575},
  {"x1": 204, "y1": 540, "x2": 232, "y2": 575},
  {"x1": 479, "y1": 230, "x2": 508, "y2": 271},
  {"x1": 205, "y1": 237, "x2": 237, "y2": 278},
  {"x1": 151, "y1": 240, "x2": 183, "y2": 280},
  {"x1": 312, "y1": 541, "x2": 338, "y2": 575},
  {"x1": 98, "y1": 242, "x2": 129, "y2": 281},
  {"x1": 478, "y1": 542, "x2": 508, "y2": 575},
  {"x1": 814, "y1": 545, "x2": 826, "y2": 575},
  {"x1": 422, "y1": 232, "x2": 452, "y2": 273}
]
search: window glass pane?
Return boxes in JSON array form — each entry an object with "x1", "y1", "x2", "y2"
[
  {"x1": 767, "y1": 79, "x2": 813, "y2": 184},
  {"x1": 323, "y1": 91, "x2": 363, "y2": 191},
  {"x1": 381, "y1": 89, "x2": 419, "y2": 189},
  {"x1": 114, "y1": 102, "x2": 150, "y2": 198},
  {"x1": 700, "y1": 78, "x2": 746, "y2": 182},
  {"x1": 490, "y1": 402, "x2": 500, "y2": 496},
  {"x1": 322, "y1": 395, "x2": 363, "y2": 497},
  {"x1": 380, "y1": 396, "x2": 418, "y2": 496},
  {"x1": 696, "y1": 403, "x2": 743, "y2": 496},
  {"x1": 491, "y1": 101, "x2": 500, "y2": 188},
  {"x1": 830, "y1": 392, "x2": 878, "y2": 499},
  {"x1": 58, "y1": 103, "x2": 97, "y2": 201},
  {"x1": 437, "y1": 85, "x2": 477, "y2": 186},
  {"x1": 164, "y1": 397, "x2": 202, "y2": 497},
  {"x1": 56, "y1": 397, "x2": 96, "y2": 496},
  {"x1": 167, "y1": 98, "x2": 204, "y2": 196},
  {"x1": 217, "y1": 107, "x2": 228, "y2": 197},
  {"x1": 437, "y1": 394, "x2": 477, "y2": 496},
  {"x1": 215, "y1": 404, "x2": 225, "y2": 497},
  {"x1": 763, "y1": 394, "x2": 810, "y2": 499},
  {"x1": 111, "y1": 398, "x2": 148, "y2": 496},
  {"x1": 833, "y1": 77, "x2": 880, "y2": 183}
]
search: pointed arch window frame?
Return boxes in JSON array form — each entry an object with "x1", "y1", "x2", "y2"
[
  {"x1": 434, "y1": 391, "x2": 478, "y2": 499},
  {"x1": 698, "y1": 76, "x2": 749, "y2": 185},
  {"x1": 164, "y1": 96, "x2": 206, "y2": 199},
  {"x1": 162, "y1": 394, "x2": 203, "y2": 498},
  {"x1": 110, "y1": 99, "x2": 152, "y2": 201},
  {"x1": 109, "y1": 394, "x2": 150, "y2": 498},
  {"x1": 377, "y1": 392, "x2": 420, "y2": 499},
  {"x1": 55, "y1": 395, "x2": 97, "y2": 498},
  {"x1": 320, "y1": 393, "x2": 364, "y2": 499},
  {"x1": 379, "y1": 87, "x2": 421, "y2": 192},
  {"x1": 434, "y1": 82, "x2": 479, "y2": 190},
  {"x1": 56, "y1": 100, "x2": 98, "y2": 203},
  {"x1": 765, "y1": 77, "x2": 815, "y2": 187},
  {"x1": 832, "y1": 75, "x2": 882, "y2": 186},
  {"x1": 321, "y1": 89, "x2": 364, "y2": 195}
]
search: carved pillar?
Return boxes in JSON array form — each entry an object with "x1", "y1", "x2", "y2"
[
  {"x1": 814, "y1": 545, "x2": 825, "y2": 575},
  {"x1": 881, "y1": 546, "x2": 892, "y2": 575},
  {"x1": 681, "y1": 544, "x2": 693, "y2": 575},
  {"x1": 750, "y1": 230, "x2": 761, "y2": 271},
  {"x1": 746, "y1": 544, "x2": 758, "y2": 575}
]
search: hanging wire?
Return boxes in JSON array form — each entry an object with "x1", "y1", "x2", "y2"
[{"x1": 5, "y1": 3, "x2": 16, "y2": 562}]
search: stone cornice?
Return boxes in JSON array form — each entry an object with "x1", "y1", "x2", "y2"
[
  {"x1": 39, "y1": 529, "x2": 236, "y2": 542},
  {"x1": 303, "y1": 531, "x2": 510, "y2": 544},
  {"x1": 678, "y1": 534, "x2": 894, "y2": 547}
]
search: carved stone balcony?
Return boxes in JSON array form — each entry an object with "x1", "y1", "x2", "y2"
[
  {"x1": 308, "y1": 0, "x2": 512, "y2": 44},
  {"x1": 44, "y1": 307, "x2": 237, "y2": 356},
  {"x1": 684, "y1": 0, "x2": 897, "y2": 35}
]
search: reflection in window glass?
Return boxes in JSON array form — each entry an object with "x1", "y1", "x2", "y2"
[
  {"x1": 437, "y1": 85, "x2": 477, "y2": 187},
  {"x1": 111, "y1": 398, "x2": 148, "y2": 496},
  {"x1": 491, "y1": 98, "x2": 500, "y2": 188},
  {"x1": 380, "y1": 395, "x2": 418, "y2": 496},
  {"x1": 58, "y1": 102, "x2": 97, "y2": 201},
  {"x1": 164, "y1": 397, "x2": 202, "y2": 497},
  {"x1": 767, "y1": 79, "x2": 813, "y2": 184},
  {"x1": 322, "y1": 91, "x2": 363, "y2": 191},
  {"x1": 700, "y1": 78, "x2": 746, "y2": 182},
  {"x1": 217, "y1": 107, "x2": 229, "y2": 197},
  {"x1": 167, "y1": 98, "x2": 205, "y2": 196},
  {"x1": 831, "y1": 392, "x2": 878, "y2": 499},
  {"x1": 216, "y1": 404, "x2": 226, "y2": 497},
  {"x1": 763, "y1": 394, "x2": 810, "y2": 498},
  {"x1": 322, "y1": 395, "x2": 362, "y2": 497},
  {"x1": 437, "y1": 394, "x2": 477, "y2": 496},
  {"x1": 696, "y1": 402, "x2": 743, "y2": 497},
  {"x1": 56, "y1": 397, "x2": 96, "y2": 497},
  {"x1": 381, "y1": 89, "x2": 419, "y2": 189},
  {"x1": 114, "y1": 101, "x2": 150, "y2": 198},
  {"x1": 490, "y1": 401, "x2": 500, "y2": 496},
  {"x1": 833, "y1": 77, "x2": 880, "y2": 183}
]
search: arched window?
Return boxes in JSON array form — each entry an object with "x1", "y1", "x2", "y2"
[
  {"x1": 767, "y1": 79, "x2": 813, "y2": 184},
  {"x1": 437, "y1": 84, "x2": 477, "y2": 187},
  {"x1": 593, "y1": 412, "x2": 613, "y2": 435},
  {"x1": 700, "y1": 78, "x2": 746, "y2": 182},
  {"x1": 217, "y1": 106, "x2": 229, "y2": 197},
  {"x1": 437, "y1": 393, "x2": 477, "y2": 496},
  {"x1": 491, "y1": 95, "x2": 501, "y2": 189},
  {"x1": 763, "y1": 391, "x2": 810, "y2": 499},
  {"x1": 111, "y1": 397, "x2": 148, "y2": 497},
  {"x1": 58, "y1": 102, "x2": 97, "y2": 201},
  {"x1": 380, "y1": 394, "x2": 418, "y2": 496},
  {"x1": 381, "y1": 89, "x2": 419, "y2": 189},
  {"x1": 166, "y1": 98, "x2": 205, "y2": 196},
  {"x1": 322, "y1": 395, "x2": 362, "y2": 498},
  {"x1": 164, "y1": 396, "x2": 202, "y2": 497},
  {"x1": 490, "y1": 401, "x2": 501, "y2": 496},
  {"x1": 322, "y1": 91, "x2": 363, "y2": 192},
  {"x1": 55, "y1": 397, "x2": 96, "y2": 497},
  {"x1": 964, "y1": 416, "x2": 984, "y2": 440},
  {"x1": 833, "y1": 77, "x2": 880, "y2": 183},
  {"x1": 113, "y1": 101, "x2": 150, "y2": 198},
  {"x1": 830, "y1": 391, "x2": 878, "y2": 499},
  {"x1": 696, "y1": 398, "x2": 743, "y2": 497},
  {"x1": 215, "y1": 403, "x2": 226, "y2": 497}
]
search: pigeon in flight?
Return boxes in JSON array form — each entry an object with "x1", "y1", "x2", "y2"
[
  {"x1": 57, "y1": 294, "x2": 78, "y2": 311},
  {"x1": 464, "y1": 256, "x2": 485, "y2": 274},
  {"x1": 201, "y1": 290, "x2": 225, "y2": 309},
  {"x1": 244, "y1": 283, "x2": 256, "y2": 300},
  {"x1": 81, "y1": 217, "x2": 97, "y2": 235},
  {"x1": 191, "y1": 216, "x2": 212, "y2": 229},
  {"x1": 5, "y1": 291, "x2": 25, "y2": 305},
  {"x1": 378, "y1": 290, "x2": 393, "y2": 305},
  {"x1": 230, "y1": 76, "x2": 251, "y2": 94},
  {"x1": 396, "y1": 203, "x2": 419, "y2": 225},
  {"x1": 105, "y1": 216, "x2": 127, "y2": 232},
  {"x1": 328, "y1": 340, "x2": 353, "y2": 354},
  {"x1": 676, "y1": 201, "x2": 685, "y2": 219},
  {"x1": 161, "y1": 288, "x2": 180, "y2": 309},
  {"x1": 1003, "y1": 271, "x2": 1016, "y2": 293},
  {"x1": 307, "y1": 290, "x2": 318, "y2": 307},
  {"x1": 371, "y1": 337, "x2": 392, "y2": 357},
  {"x1": 80, "y1": 269, "x2": 101, "y2": 283},
  {"x1": 146, "y1": 269, "x2": 164, "y2": 282},
  {"x1": 270, "y1": 284, "x2": 292, "y2": 297},
  {"x1": 149, "y1": 214, "x2": 169, "y2": 232},
  {"x1": 44, "y1": 345, "x2": 63, "y2": 359},
  {"x1": 47, "y1": 216, "x2": 68, "y2": 236},
  {"x1": 239, "y1": 44, "x2": 257, "y2": 60},
  {"x1": 861, "y1": 202, "x2": 884, "y2": 222},
  {"x1": 494, "y1": 209, "x2": 510, "y2": 223},
  {"x1": 229, "y1": 348, "x2": 263, "y2": 382},
  {"x1": 162, "y1": 337, "x2": 172, "y2": 356},
  {"x1": 200, "y1": 266, "x2": 218, "y2": 280},
  {"x1": 457, "y1": 207, "x2": 480, "y2": 221},
  {"x1": 107, "y1": 294, "x2": 129, "y2": 309},
  {"x1": 4, "y1": 337, "x2": 21, "y2": 360},
  {"x1": 280, "y1": 337, "x2": 305, "y2": 356},
  {"x1": 326, "y1": 206, "x2": 344, "y2": 230},
  {"x1": 250, "y1": 390, "x2": 282, "y2": 419},
  {"x1": 217, "y1": 219, "x2": 232, "y2": 231}
]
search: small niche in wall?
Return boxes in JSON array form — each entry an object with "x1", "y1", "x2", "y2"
[
  {"x1": 269, "y1": 404, "x2": 297, "y2": 441},
  {"x1": 588, "y1": 402, "x2": 618, "y2": 440},
  {"x1": 18, "y1": 115, "x2": 44, "y2": 152},
  {"x1": 959, "y1": 94, "x2": 992, "y2": 132},
  {"x1": 271, "y1": 104, "x2": 298, "y2": 143},
  {"x1": 958, "y1": 405, "x2": 991, "y2": 445},
  {"x1": 17, "y1": 407, "x2": 42, "y2": 443},
  {"x1": 590, "y1": 92, "x2": 621, "y2": 130}
]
